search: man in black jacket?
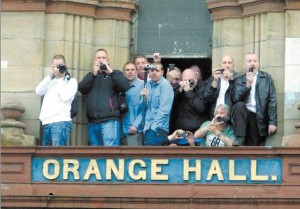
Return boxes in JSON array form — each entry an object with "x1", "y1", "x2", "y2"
[
  {"x1": 173, "y1": 68, "x2": 208, "y2": 135},
  {"x1": 78, "y1": 49, "x2": 130, "y2": 146},
  {"x1": 232, "y1": 53, "x2": 277, "y2": 146},
  {"x1": 203, "y1": 55, "x2": 236, "y2": 119}
]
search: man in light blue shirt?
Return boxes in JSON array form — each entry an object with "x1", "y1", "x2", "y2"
[
  {"x1": 122, "y1": 62, "x2": 144, "y2": 145},
  {"x1": 141, "y1": 63, "x2": 174, "y2": 145}
]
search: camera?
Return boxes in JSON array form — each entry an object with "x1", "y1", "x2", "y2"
[
  {"x1": 217, "y1": 116, "x2": 228, "y2": 123},
  {"x1": 216, "y1": 68, "x2": 225, "y2": 74},
  {"x1": 168, "y1": 64, "x2": 175, "y2": 71},
  {"x1": 57, "y1": 64, "x2": 67, "y2": 74},
  {"x1": 144, "y1": 64, "x2": 157, "y2": 71},
  {"x1": 118, "y1": 92, "x2": 128, "y2": 114},
  {"x1": 188, "y1": 79, "x2": 195, "y2": 87},
  {"x1": 99, "y1": 63, "x2": 107, "y2": 70},
  {"x1": 177, "y1": 131, "x2": 188, "y2": 138},
  {"x1": 249, "y1": 67, "x2": 254, "y2": 72}
]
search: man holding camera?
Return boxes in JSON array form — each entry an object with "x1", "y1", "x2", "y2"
[
  {"x1": 192, "y1": 104, "x2": 235, "y2": 147},
  {"x1": 36, "y1": 54, "x2": 78, "y2": 146},
  {"x1": 78, "y1": 49, "x2": 130, "y2": 146},
  {"x1": 141, "y1": 63, "x2": 174, "y2": 145},
  {"x1": 232, "y1": 53, "x2": 277, "y2": 146},
  {"x1": 173, "y1": 68, "x2": 208, "y2": 135},
  {"x1": 203, "y1": 55, "x2": 236, "y2": 119}
]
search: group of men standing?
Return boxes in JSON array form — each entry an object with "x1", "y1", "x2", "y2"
[{"x1": 36, "y1": 49, "x2": 277, "y2": 147}]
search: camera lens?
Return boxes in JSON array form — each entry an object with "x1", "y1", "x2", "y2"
[
  {"x1": 188, "y1": 79, "x2": 195, "y2": 87},
  {"x1": 100, "y1": 63, "x2": 107, "y2": 70},
  {"x1": 58, "y1": 64, "x2": 67, "y2": 74}
]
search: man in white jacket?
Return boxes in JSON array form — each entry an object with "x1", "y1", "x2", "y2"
[{"x1": 36, "y1": 55, "x2": 78, "y2": 146}]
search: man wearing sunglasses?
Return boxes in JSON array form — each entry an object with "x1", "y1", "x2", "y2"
[{"x1": 141, "y1": 63, "x2": 174, "y2": 145}]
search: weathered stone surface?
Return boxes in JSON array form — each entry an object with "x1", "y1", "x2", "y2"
[
  {"x1": 0, "y1": 133, "x2": 36, "y2": 146},
  {"x1": 282, "y1": 134, "x2": 300, "y2": 146}
]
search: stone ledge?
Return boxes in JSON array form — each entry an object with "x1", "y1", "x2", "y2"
[{"x1": 1, "y1": 0, "x2": 137, "y2": 22}]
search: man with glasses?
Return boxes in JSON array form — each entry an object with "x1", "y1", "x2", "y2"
[{"x1": 141, "y1": 63, "x2": 174, "y2": 145}]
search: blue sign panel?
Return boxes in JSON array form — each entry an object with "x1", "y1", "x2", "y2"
[{"x1": 32, "y1": 158, "x2": 282, "y2": 184}]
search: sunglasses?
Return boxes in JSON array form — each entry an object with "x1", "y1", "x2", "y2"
[{"x1": 149, "y1": 69, "x2": 161, "y2": 72}]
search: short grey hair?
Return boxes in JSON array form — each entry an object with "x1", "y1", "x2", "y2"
[{"x1": 214, "y1": 104, "x2": 230, "y2": 117}]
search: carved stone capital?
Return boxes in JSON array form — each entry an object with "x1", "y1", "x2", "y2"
[
  {"x1": 239, "y1": 0, "x2": 285, "y2": 16},
  {"x1": 285, "y1": 0, "x2": 300, "y2": 10},
  {"x1": 206, "y1": 0, "x2": 243, "y2": 20},
  {"x1": 96, "y1": 0, "x2": 138, "y2": 22}
]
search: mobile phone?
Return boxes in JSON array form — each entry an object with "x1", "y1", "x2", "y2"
[
  {"x1": 249, "y1": 67, "x2": 254, "y2": 72},
  {"x1": 168, "y1": 64, "x2": 175, "y2": 71},
  {"x1": 177, "y1": 131, "x2": 188, "y2": 138}
]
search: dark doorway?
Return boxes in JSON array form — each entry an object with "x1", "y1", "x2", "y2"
[{"x1": 148, "y1": 58, "x2": 212, "y2": 81}]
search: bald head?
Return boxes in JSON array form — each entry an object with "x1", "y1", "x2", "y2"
[
  {"x1": 221, "y1": 55, "x2": 235, "y2": 72},
  {"x1": 167, "y1": 67, "x2": 182, "y2": 89},
  {"x1": 182, "y1": 69, "x2": 197, "y2": 79}
]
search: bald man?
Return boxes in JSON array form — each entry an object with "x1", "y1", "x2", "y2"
[
  {"x1": 204, "y1": 55, "x2": 237, "y2": 119},
  {"x1": 173, "y1": 69, "x2": 208, "y2": 135},
  {"x1": 232, "y1": 53, "x2": 277, "y2": 146}
]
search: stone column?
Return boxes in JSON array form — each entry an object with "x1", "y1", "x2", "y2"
[
  {"x1": 94, "y1": 0, "x2": 137, "y2": 70},
  {"x1": 282, "y1": 0, "x2": 300, "y2": 146},
  {"x1": 206, "y1": 0, "x2": 290, "y2": 146},
  {"x1": 1, "y1": 0, "x2": 137, "y2": 146},
  {"x1": 206, "y1": 0, "x2": 244, "y2": 70}
]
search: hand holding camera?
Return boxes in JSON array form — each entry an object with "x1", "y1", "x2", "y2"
[
  {"x1": 168, "y1": 64, "x2": 175, "y2": 72},
  {"x1": 213, "y1": 68, "x2": 224, "y2": 80},
  {"x1": 93, "y1": 61, "x2": 112, "y2": 75},
  {"x1": 180, "y1": 79, "x2": 195, "y2": 92},
  {"x1": 51, "y1": 64, "x2": 66, "y2": 78},
  {"x1": 246, "y1": 68, "x2": 255, "y2": 87},
  {"x1": 99, "y1": 61, "x2": 113, "y2": 74},
  {"x1": 153, "y1": 52, "x2": 161, "y2": 63}
]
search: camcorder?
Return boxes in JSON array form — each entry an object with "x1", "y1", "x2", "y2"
[
  {"x1": 144, "y1": 64, "x2": 157, "y2": 72},
  {"x1": 57, "y1": 64, "x2": 67, "y2": 74},
  {"x1": 99, "y1": 62, "x2": 107, "y2": 71},
  {"x1": 217, "y1": 116, "x2": 228, "y2": 123}
]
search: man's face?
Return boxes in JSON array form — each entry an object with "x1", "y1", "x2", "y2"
[
  {"x1": 182, "y1": 69, "x2": 198, "y2": 87},
  {"x1": 167, "y1": 70, "x2": 182, "y2": 89},
  {"x1": 123, "y1": 63, "x2": 137, "y2": 82},
  {"x1": 221, "y1": 56, "x2": 234, "y2": 72},
  {"x1": 134, "y1": 57, "x2": 148, "y2": 78},
  {"x1": 190, "y1": 66, "x2": 202, "y2": 81},
  {"x1": 149, "y1": 64, "x2": 164, "y2": 83},
  {"x1": 244, "y1": 54, "x2": 259, "y2": 73},
  {"x1": 215, "y1": 107, "x2": 228, "y2": 119},
  {"x1": 95, "y1": 50, "x2": 108, "y2": 64}
]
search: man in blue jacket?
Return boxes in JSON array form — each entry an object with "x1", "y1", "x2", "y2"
[
  {"x1": 78, "y1": 49, "x2": 130, "y2": 146},
  {"x1": 141, "y1": 63, "x2": 174, "y2": 145}
]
